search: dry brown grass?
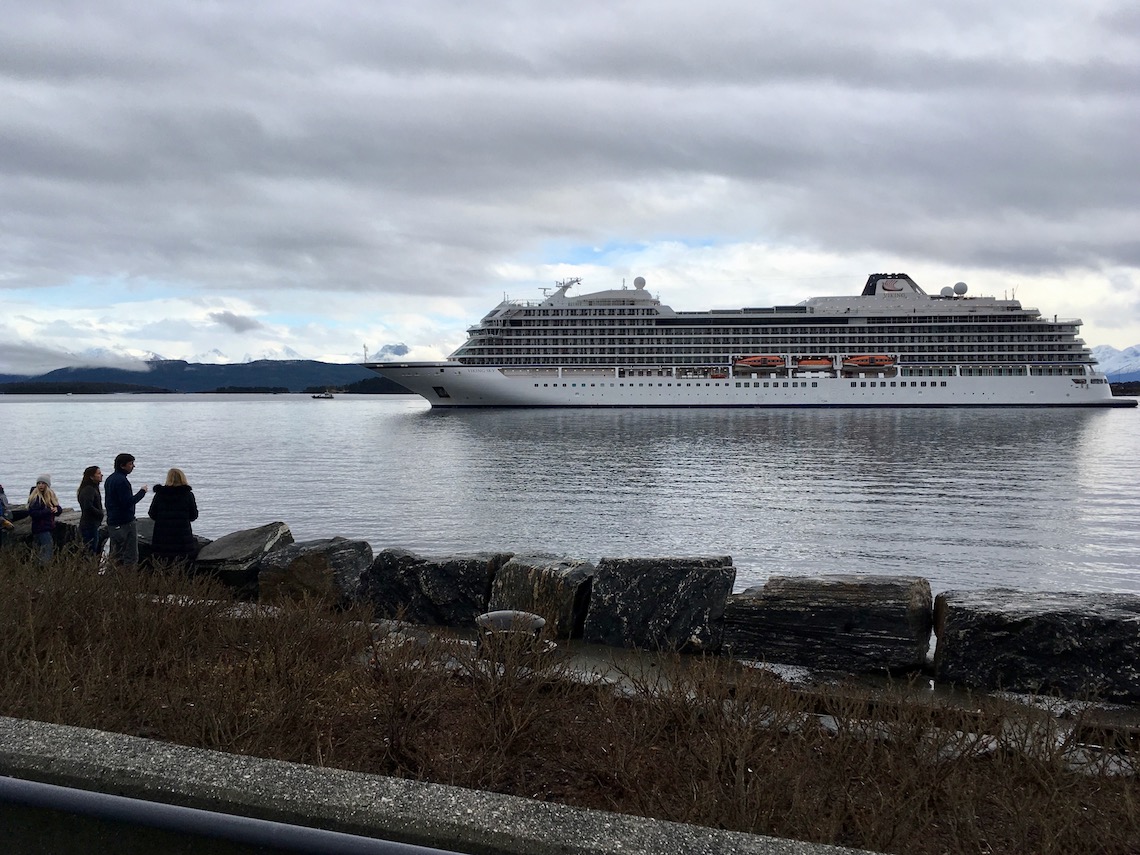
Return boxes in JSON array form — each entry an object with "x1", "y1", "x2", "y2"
[{"x1": 2, "y1": 548, "x2": 1138, "y2": 854}]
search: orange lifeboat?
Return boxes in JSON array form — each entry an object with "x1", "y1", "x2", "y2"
[
  {"x1": 843, "y1": 354, "x2": 895, "y2": 370},
  {"x1": 734, "y1": 354, "x2": 785, "y2": 370},
  {"x1": 795, "y1": 357, "x2": 833, "y2": 369}
]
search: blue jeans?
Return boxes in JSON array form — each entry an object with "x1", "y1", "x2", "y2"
[
  {"x1": 80, "y1": 526, "x2": 101, "y2": 555},
  {"x1": 33, "y1": 531, "x2": 53, "y2": 563}
]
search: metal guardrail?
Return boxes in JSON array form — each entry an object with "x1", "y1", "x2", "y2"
[{"x1": 0, "y1": 775, "x2": 462, "y2": 855}]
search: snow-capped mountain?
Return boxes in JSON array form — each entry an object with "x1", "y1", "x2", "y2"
[
  {"x1": 1091, "y1": 345, "x2": 1140, "y2": 382},
  {"x1": 77, "y1": 346, "x2": 164, "y2": 369},
  {"x1": 241, "y1": 346, "x2": 306, "y2": 362},
  {"x1": 189, "y1": 348, "x2": 235, "y2": 365},
  {"x1": 369, "y1": 343, "x2": 410, "y2": 359}
]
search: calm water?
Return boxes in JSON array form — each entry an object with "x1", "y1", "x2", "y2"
[{"x1": 3, "y1": 394, "x2": 1138, "y2": 595}]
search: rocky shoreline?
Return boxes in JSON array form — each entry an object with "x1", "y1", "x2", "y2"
[{"x1": 9, "y1": 510, "x2": 1140, "y2": 704}]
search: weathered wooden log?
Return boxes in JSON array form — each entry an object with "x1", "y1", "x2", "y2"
[
  {"x1": 722, "y1": 575, "x2": 932, "y2": 674},
  {"x1": 193, "y1": 522, "x2": 294, "y2": 596},
  {"x1": 582, "y1": 556, "x2": 735, "y2": 653},
  {"x1": 361, "y1": 548, "x2": 513, "y2": 628},
  {"x1": 258, "y1": 537, "x2": 374, "y2": 606},
  {"x1": 487, "y1": 553, "x2": 595, "y2": 639},
  {"x1": 934, "y1": 589, "x2": 1140, "y2": 702}
]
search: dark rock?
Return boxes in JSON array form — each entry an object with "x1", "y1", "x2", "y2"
[
  {"x1": 582, "y1": 556, "x2": 735, "y2": 653},
  {"x1": 487, "y1": 553, "x2": 595, "y2": 639},
  {"x1": 52, "y1": 509, "x2": 83, "y2": 547},
  {"x1": 722, "y1": 575, "x2": 933, "y2": 674},
  {"x1": 361, "y1": 548, "x2": 513, "y2": 627},
  {"x1": 5, "y1": 507, "x2": 80, "y2": 548},
  {"x1": 193, "y1": 522, "x2": 294, "y2": 596},
  {"x1": 258, "y1": 537, "x2": 374, "y2": 606},
  {"x1": 934, "y1": 589, "x2": 1140, "y2": 702}
]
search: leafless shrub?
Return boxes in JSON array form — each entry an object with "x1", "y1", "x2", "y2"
[{"x1": 1, "y1": 548, "x2": 1137, "y2": 854}]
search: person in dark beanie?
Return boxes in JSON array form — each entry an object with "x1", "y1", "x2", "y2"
[
  {"x1": 104, "y1": 453, "x2": 148, "y2": 566},
  {"x1": 148, "y1": 468, "x2": 199, "y2": 568}
]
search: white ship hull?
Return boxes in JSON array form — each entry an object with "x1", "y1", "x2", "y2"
[
  {"x1": 366, "y1": 272, "x2": 1137, "y2": 409},
  {"x1": 371, "y1": 362, "x2": 1132, "y2": 408}
]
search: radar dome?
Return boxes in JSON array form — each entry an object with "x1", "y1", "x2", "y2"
[
  {"x1": 940, "y1": 286, "x2": 955, "y2": 297},
  {"x1": 633, "y1": 276, "x2": 646, "y2": 289},
  {"x1": 953, "y1": 281, "x2": 968, "y2": 295}
]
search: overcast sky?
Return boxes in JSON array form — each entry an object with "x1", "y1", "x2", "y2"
[{"x1": 3, "y1": 0, "x2": 1139, "y2": 375}]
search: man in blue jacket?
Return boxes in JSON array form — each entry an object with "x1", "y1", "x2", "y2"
[{"x1": 104, "y1": 452, "x2": 148, "y2": 566}]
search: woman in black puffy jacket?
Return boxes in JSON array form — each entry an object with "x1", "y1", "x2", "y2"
[{"x1": 148, "y1": 468, "x2": 199, "y2": 566}]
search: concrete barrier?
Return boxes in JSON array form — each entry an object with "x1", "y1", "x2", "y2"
[{"x1": 0, "y1": 717, "x2": 873, "y2": 855}]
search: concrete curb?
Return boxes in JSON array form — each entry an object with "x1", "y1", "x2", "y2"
[{"x1": 0, "y1": 716, "x2": 873, "y2": 855}]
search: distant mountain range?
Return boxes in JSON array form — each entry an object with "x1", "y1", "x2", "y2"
[
  {"x1": 1091, "y1": 345, "x2": 1140, "y2": 383},
  {"x1": 0, "y1": 359, "x2": 408, "y2": 394},
  {"x1": 2, "y1": 345, "x2": 1136, "y2": 393}
]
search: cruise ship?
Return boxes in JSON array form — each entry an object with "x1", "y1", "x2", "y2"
[{"x1": 366, "y1": 274, "x2": 1136, "y2": 408}]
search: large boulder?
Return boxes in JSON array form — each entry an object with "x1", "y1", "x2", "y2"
[
  {"x1": 722, "y1": 575, "x2": 933, "y2": 674},
  {"x1": 258, "y1": 537, "x2": 374, "y2": 606},
  {"x1": 934, "y1": 589, "x2": 1140, "y2": 702},
  {"x1": 4, "y1": 507, "x2": 80, "y2": 549},
  {"x1": 52, "y1": 509, "x2": 84, "y2": 547},
  {"x1": 361, "y1": 548, "x2": 513, "y2": 627},
  {"x1": 582, "y1": 556, "x2": 735, "y2": 653},
  {"x1": 487, "y1": 553, "x2": 595, "y2": 639},
  {"x1": 193, "y1": 522, "x2": 294, "y2": 596}
]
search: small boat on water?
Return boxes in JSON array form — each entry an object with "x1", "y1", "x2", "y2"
[
  {"x1": 734, "y1": 354, "x2": 786, "y2": 370},
  {"x1": 311, "y1": 391, "x2": 334, "y2": 399},
  {"x1": 843, "y1": 354, "x2": 895, "y2": 370}
]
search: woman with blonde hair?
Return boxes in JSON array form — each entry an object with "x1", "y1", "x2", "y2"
[
  {"x1": 147, "y1": 468, "x2": 199, "y2": 567},
  {"x1": 27, "y1": 475, "x2": 63, "y2": 563}
]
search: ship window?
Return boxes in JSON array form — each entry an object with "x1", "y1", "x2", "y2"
[
  {"x1": 921, "y1": 381, "x2": 927, "y2": 387},
  {"x1": 782, "y1": 382, "x2": 789, "y2": 387},
  {"x1": 811, "y1": 382, "x2": 818, "y2": 387},
  {"x1": 543, "y1": 384, "x2": 548, "y2": 387},
  {"x1": 890, "y1": 381, "x2": 896, "y2": 387},
  {"x1": 850, "y1": 382, "x2": 857, "y2": 387},
  {"x1": 860, "y1": 382, "x2": 867, "y2": 387},
  {"x1": 940, "y1": 381, "x2": 947, "y2": 387}
]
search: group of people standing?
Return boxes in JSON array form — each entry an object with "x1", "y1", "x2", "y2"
[{"x1": 1, "y1": 452, "x2": 199, "y2": 567}]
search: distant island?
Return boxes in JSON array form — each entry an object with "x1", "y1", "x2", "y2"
[
  {"x1": 0, "y1": 359, "x2": 410, "y2": 395},
  {"x1": 2, "y1": 361, "x2": 1136, "y2": 399}
]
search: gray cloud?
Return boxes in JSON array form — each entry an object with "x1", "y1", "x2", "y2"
[
  {"x1": 1, "y1": 0, "x2": 1138, "y2": 326},
  {"x1": 209, "y1": 311, "x2": 265, "y2": 333}
]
